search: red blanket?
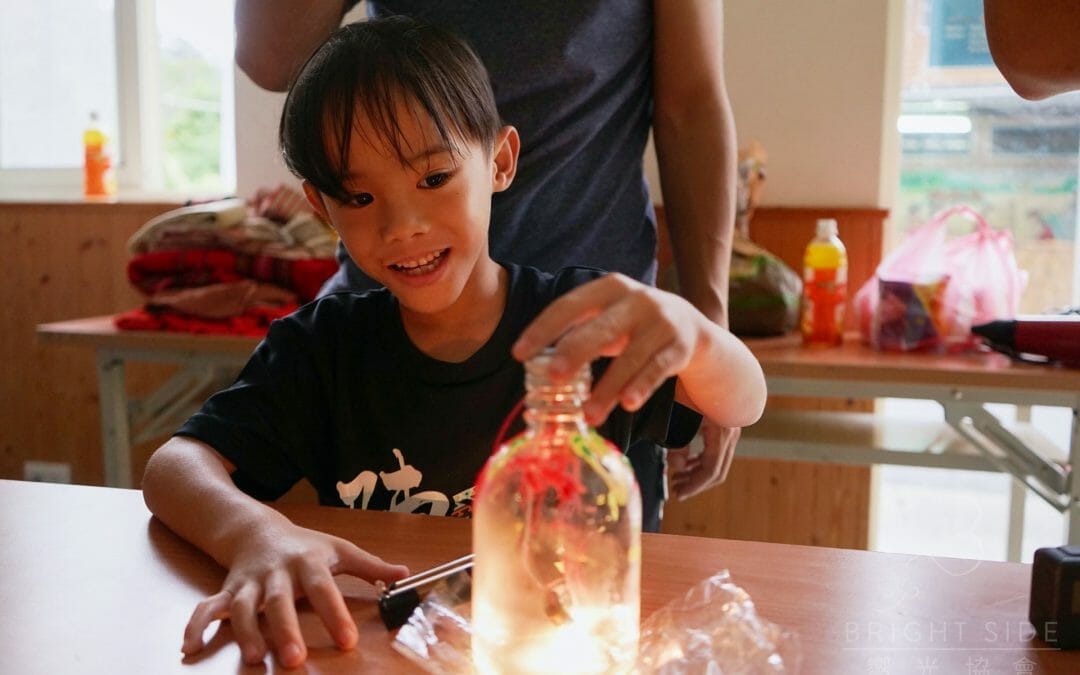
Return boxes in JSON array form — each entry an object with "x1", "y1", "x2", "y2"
[
  {"x1": 127, "y1": 248, "x2": 337, "y2": 303},
  {"x1": 113, "y1": 304, "x2": 297, "y2": 337}
]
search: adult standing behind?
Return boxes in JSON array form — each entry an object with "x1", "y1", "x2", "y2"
[{"x1": 234, "y1": 0, "x2": 741, "y2": 517}]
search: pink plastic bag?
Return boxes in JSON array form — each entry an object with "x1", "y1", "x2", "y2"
[{"x1": 855, "y1": 206, "x2": 1027, "y2": 352}]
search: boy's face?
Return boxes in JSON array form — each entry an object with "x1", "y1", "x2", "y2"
[{"x1": 304, "y1": 97, "x2": 518, "y2": 317}]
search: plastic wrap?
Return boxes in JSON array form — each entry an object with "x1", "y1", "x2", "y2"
[
  {"x1": 392, "y1": 568, "x2": 475, "y2": 674},
  {"x1": 636, "y1": 571, "x2": 800, "y2": 674},
  {"x1": 391, "y1": 569, "x2": 800, "y2": 674}
]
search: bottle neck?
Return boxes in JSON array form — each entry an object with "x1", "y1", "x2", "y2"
[
  {"x1": 523, "y1": 383, "x2": 589, "y2": 437},
  {"x1": 522, "y1": 352, "x2": 590, "y2": 440}
]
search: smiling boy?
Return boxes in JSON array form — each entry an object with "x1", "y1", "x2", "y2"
[{"x1": 142, "y1": 17, "x2": 766, "y2": 668}]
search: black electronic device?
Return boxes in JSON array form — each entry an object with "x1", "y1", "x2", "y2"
[
  {"x1": 376, "y1": 553, "x2": 473, "y2": 630},
  {"x1": 1029, "y1": 545, "x2": 1080, "y2": 648}
]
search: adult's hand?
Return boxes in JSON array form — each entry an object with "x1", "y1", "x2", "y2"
[{"x1": 667, "y1": 418, "x2": 741, "y2": 500}]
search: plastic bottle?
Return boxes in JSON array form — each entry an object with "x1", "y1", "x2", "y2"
[
  {"x1": 83, "y1": 112, "x2": 114, "y2": 198},
  {"x1": 472, "y1": 351, "x2": 641, "y2": 675},
  {"x1": 800, "y1": 218, "x2": 848, "y2": 346}
]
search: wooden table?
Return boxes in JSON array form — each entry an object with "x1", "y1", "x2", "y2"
[
  {"x1": 740, "y1": 334, "x2": 1080, "y2": 560},
  {"x1": 0, "y1": 479, "x2": 1075, "y2": 674}
]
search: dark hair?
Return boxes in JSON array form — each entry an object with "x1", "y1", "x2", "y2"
[{"x1": 279, "y1": 16, "x2": 502, "y2": 203}]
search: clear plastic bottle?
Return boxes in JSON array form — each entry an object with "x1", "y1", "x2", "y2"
[
  {"x1": 83, "y1": 112, "x2": 114, "y2": 198},
  {"x1": 800, "y1": 218, "x2": 848, "y2": 346},
  {"x1": 472, "y1": 351, "x2": 641, "y2": 674}
]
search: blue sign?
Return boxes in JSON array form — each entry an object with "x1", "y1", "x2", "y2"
[{"x1": 929, "y1": 0, "x2": 993, "y2": 67}]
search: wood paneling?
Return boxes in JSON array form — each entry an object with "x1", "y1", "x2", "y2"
[
  {"x1": 656, "y1": 206, "x2": 888, "y2": 549},
  {"x1": 0, "y1": 201, "x2": 182, "y2": 485}
]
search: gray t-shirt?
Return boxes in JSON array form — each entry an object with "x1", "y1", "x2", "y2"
[{"x1": 321, "y1": 0, "x2": 657, "y2": 294}]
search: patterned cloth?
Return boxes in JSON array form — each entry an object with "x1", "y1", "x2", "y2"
[{"x1": 116, "y1": 190, "x2": 339, "y2": 335}]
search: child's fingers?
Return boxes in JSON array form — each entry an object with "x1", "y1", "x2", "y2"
[
  {"x1": 545, "y1": 299, "x2": 634, "y2": 391},
  {"x1": 585, "y1": 312, "x2": 690, "y2": 423},
  {"x1": 182, "y1": 589, "x2": 233, "y2": 655},
  {"x1": 331, "y1": 540, "x2": 411, "y2": 584},
  {"x1": 228, "y1": 582, "x2": 268, "y2": 665},
  {"x1": 583, "y1": 327, "x2": 676, "y2": 423},
  {"x1": 296, "y1": 560, "x2": 359, "y2": 651},
  {"x1": 512, "y1": 275, "x2": 629, "y2": 364},
  {"x1": 262, "y1": 569, "x2": 307, "y2": 668}
]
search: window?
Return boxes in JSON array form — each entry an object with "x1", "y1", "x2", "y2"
[
  {"x1": 0, "y1": 0, "x2": 236, "y2": 197},
  {"x1": 873, "y1": 0, "x2": 1080, "y2": 564},
  {"x1": 896, "y1": 0, "x2": 1080, "y2": 313}
]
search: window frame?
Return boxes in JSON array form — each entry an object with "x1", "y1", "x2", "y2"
[{"x1": 0, "y1": 0, "x2": 232, "y2": 199}]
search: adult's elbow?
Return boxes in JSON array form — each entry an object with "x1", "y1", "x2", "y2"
[
  {"x1": 994, "y1": 63, "x2": 1076, "y2": 101},
  {"x1": 235, "y1": 44, "x2": 293, "y2": 92},
  {"x1": 984, "y1": 0, "x2": 1080, "y2": 101}
]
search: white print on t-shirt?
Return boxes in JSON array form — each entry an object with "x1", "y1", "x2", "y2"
[
  {"x1": 336, "y1": 447, "x2": 450, "y2": 516},
  {"x1": 336, "y1": 471, "x2": 377, "y2": 509}
]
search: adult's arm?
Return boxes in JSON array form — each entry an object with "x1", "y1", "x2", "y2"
[
  {"x1": 984, "y1": 0, "x2": 1080, "y2": 100},
  {"x1": 652, "y1": 0, "x2": 743, "y2": 499},
  {"x1": 652, "y1": 0, "x2": 737, "y2": 327},
  {"x1": 235, "y1": 0, "x2": 358, "y2": 91}
]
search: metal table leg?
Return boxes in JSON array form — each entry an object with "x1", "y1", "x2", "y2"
[{"x1": 95, "y1": 349, "x2": 133, "y2": 488}]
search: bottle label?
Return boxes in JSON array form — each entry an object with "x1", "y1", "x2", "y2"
[
  {"x1": 801, "y1": 266, "x2": 847, "y2": 344},
  {"x1": 84, "y1": 146, "x2": 113, "y2": 197}
]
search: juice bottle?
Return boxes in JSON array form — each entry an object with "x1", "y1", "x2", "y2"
[
  {"x1": 800, "y1": 218, "x2": 848, "y2": 346},
  {"x1": 83, "y1": 112, "x2": 114, "y2": 198},
  {"x1": 472, "y1": 350, "x2": 641, "y2": 674}
]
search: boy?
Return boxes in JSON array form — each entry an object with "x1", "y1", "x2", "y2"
[{"x1": 142, "y1": 17, "x2": 766, "y2": 669}]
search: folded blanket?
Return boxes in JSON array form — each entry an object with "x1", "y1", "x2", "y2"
[
  {"x1": 113, "y1": 303, "x2": 297, "y2": 336},
  {"x1": 146, "y1": 280, "x2": 297, "y2": 320},
  {"x1": 127, "y1": 249, "x2": 338, "y2": 302},
  {"x1": 117, "y1": 188, "x2": 341, "y2": 336},
  {"x1": 235, "y1": 252, "x2": 339, "y2": 303},
  {"x1": 128, "y1": 196, "x2": 337, "y2": 259},
  {"x1": 127, "y1": 249, "x2": 246, "y2": 295},
  {"x1": 127, "y1": 198, "x2": 248, "y2": 255}
]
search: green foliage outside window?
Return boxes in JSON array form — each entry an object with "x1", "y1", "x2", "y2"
[{"x1": 160, "y1": 39, "x2": 223, "y2": 193}]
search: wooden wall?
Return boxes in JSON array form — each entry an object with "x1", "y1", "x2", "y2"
[
  {"x1": 0, "y1": 201, "x2": 182, "y2": 485},
  {"x1": 657, "y1": 206, "x2": 888, "y2": 549}
]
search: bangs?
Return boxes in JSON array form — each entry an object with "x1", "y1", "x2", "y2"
[{"x1": 280, "y1": 18, "x2": 502, "y2": 203}]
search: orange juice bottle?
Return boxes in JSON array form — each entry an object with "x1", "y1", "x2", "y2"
[
  {"x1": 800, "y1": 218, "x2": 847, "y2": 346},
  {"x1": 83, "y1": 112, "x2": 114, "y2": 198}
]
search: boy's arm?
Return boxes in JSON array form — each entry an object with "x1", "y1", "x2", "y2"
[
  {"x1": 142, "y1": 436, "x2": 408, "y2": 668},
  {"x1": 234, "y1": 0, "x2": 357, "y2": 91},
  {"x1": 512, "y1": 274, "x2": 766, "y2": 432}
]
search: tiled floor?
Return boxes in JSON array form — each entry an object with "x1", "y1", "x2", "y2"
[{"x1": 869, "y1": 400, "x2": 1071, "y2": 563}]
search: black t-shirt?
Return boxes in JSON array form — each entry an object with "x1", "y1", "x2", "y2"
[{"x1": 177, "y1": 264, "x2": 699, "y2": 518}]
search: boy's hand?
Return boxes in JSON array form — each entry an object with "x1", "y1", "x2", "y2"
[
  {"x1": 513, "y1": 273, "x2": 706, "y2": 426},
  {"x1": 182, "y1": 522, "x2": 409, "y2": 668}
]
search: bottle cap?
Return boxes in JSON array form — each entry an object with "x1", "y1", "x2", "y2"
[
  {"x1": 816, "y1": 218, "x2": 838, "y2": 239},
  {"x1": 525, "y1": 347, "x2": 590, "y2": 384}
]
